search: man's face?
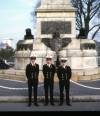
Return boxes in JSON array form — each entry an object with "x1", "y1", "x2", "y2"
[
  {"x1": 61, "y1": 60, "x2": 66, "y2": 66},
  {"x1": 30, "y1": 57, "x2": 36, "y2": 64},
  {"x1": 46, "y1": 58, "x2": 52, "y2": 64}
]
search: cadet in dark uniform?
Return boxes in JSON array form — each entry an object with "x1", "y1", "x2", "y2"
[
  {"x1": 43, "y1": 55, "x2": 56, "y2": 106},
  {"x1": 57, "y1": 58, "x2": 72, "y2": 106},
  {"x1": 26, "y1": 55, "x2": 39, "y2": 107}
]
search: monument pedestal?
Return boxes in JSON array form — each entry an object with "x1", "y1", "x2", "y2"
[
  {"x1": 59, "y1": 39, "x2": 98, "y2": 69},
  {"x1": 15, "y1": 29, "x2": 34, "y2": 70}
]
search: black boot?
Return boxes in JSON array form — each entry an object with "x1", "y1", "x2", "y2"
[
  {"x1": 50, "y1": 99, "x2": 55, "y2": 106},
  {"x1": 66, "y1": 102, "x2": 71, "y2": 106},
  {"x1": 44, "y1": 102, "x2": 48, "y2": 106},
  {"x1": 50, "y1": 102, "x2": 55, "y2": 106},
  {"x1": 34, "y1": 102, "x2": 39, "y2": 106}
]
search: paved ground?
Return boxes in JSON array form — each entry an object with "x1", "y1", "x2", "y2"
[
  {"x1": 0, "y1": 102, "x2": 100, "y2": 111},
  {"x1": 0, "y1": 78, "x2": 100, "y2": 96},
  {"x1": 0, "y1": 78, "x2": 100, "y2": 111}
]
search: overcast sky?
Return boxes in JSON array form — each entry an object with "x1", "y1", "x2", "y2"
[{"x1": 0, "y1": 0, "x2": 39, "y2": 48}]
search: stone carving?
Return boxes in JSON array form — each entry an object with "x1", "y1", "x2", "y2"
[
  {"x1": 17, "y1": 40, "x2": 33, "y2": 51},
  {"x1": 42, "y1": 32, "x2": 72, "y2": 67},
  {"x1": 42, "y1": 32, "x2": 71, "y2": 52},
  {"x1": 16, "y1": 28, "x2": 34, "y2": 51},
  {"x1": 41, "y1": 21, "x2": 71, "y2": 34},
  {"x1": 24, "y1": 28, "x2": 34, "y2": 40}
]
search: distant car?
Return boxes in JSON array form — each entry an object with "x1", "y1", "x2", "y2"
[{"x1": 0, "y1": 59, "x2": 10, "y2": 69}]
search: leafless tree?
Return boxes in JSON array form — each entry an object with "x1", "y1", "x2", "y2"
[{"x1": 71, "y1": 0, "x2": 100, "y2": 39}]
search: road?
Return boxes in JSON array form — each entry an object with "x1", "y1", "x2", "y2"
[
  {"x1": 0, "y1": 78, "x2": 100, "y2": 111},
  {"x1": 0, "y1": 78, "x2": 100, "y2": 96},
  {"x1": 0, "y1": 102, "x2": 100, "y2": 111}
]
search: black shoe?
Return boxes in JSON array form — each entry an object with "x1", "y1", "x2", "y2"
[
  {"x1": 58, "y1": 103, "x2": 63, "y2": 106},
  {"x1": 66, "y1": 103, "x2": 71, "y2": 106},
  {"x1": 34, "y1": 103, "x2": 39, "y2": 106},
  {"x1": 28, "y1": 103, "x2": 32, "y2": 107},
  {"x1": 51, "y1": 102, "x2": 55, "y2": 106},
  {"x1": 44, "y1": 103, "x2": 48, "y2": 106}
]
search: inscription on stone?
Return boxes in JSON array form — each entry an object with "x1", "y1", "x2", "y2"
[{"x1": 41, "y1": 21, "x2": 71, "y2": 34}]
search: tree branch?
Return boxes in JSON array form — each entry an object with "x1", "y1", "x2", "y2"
[
  {"x1": 92, "y1": 26, "x2": 100, "y2": 39},
  {"x1": 89, "y1": 24, "x2": 100, "y2": 32},
  {"x1": 90, "y1": 4, "x2": 100, "y2": 19}
]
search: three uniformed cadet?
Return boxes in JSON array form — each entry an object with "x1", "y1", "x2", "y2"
[
  {"x1": 43, "y1": 55, "x2": 56, "y2": 106},
  {"x1": 26, "y1": 55, "x2": 39, "y2": 107},
  {"x1": 57, "y1": 58, "x2": 72, "y2": 106}
]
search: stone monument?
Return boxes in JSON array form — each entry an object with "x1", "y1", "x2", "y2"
[
  {"x1": 15, "y1": 0, "x2": 99, "y2": 80},
  {"x1": 31, "y1": 0, "x2": 76, "y2": 69},
  {"x1": 31, "y1": 0, "x2": 99, "y2": 77}
]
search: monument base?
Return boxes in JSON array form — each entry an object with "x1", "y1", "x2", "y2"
[
  {"x1": 0, "y1": 68, "x2": 100, "y2": 82},
  {"x1": 15, "y1": 38, "x2": 98, "y2": 76},
  {"x1": 31, "y1": 38, "x2": 98, "y2": 71}
]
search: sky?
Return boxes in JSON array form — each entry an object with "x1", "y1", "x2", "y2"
[
  {"x1": 0, "y1": 0, "x2": 39, "y2": 48},
  {"x1": 0, "y1": 0, "x2": 100, "y2": 49}
]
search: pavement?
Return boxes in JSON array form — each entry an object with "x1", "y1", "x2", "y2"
[
  {"x1": 0, "y1": 102, "x2": 100, "y2": 111},
  {"x1": 0, "y1": 78, "x2": 100, "y2": 102}
]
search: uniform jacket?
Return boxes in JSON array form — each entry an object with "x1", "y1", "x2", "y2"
[
  {"x1": 57, "y1": 65, "x2": 72, "y2": 81},
  {"x1": 43, "y1": 64, "x2": 56, "y2": 81},
  {"x1": 26, "y1": 63, "x2": 39, "y2": 81}
]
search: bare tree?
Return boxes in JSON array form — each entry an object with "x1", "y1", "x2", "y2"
[{"x1": 71, "y1": 0, "x2": 100, "y2": 39}]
